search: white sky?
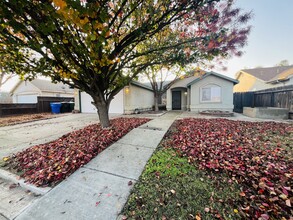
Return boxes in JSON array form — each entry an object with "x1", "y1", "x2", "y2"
[{"x1": 2, "y1": 0, "x2": 293, "y2": 92}]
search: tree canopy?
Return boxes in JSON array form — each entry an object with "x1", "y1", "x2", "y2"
[
  {"x1": 139, "y1": 1, "x2": 252, "y2": 111},
  {"x1": 0, "y1": 0, "x2": 251, "y2": 127}
]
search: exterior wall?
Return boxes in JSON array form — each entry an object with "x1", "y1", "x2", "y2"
[
  {"x1": 0, "y1": 92, "x2": 12, "y2": 103},
  {"x1": 124, "y1": 84, "x2": 154, "y2": 114},
  {"x1": 41, "y1": 92, "x2": 74, "y2": 98},
  {"x1": 12, "y1": 81, "x2": 74, "y2": 103},
  {"x1": 234, "y1": 72, "x2": 276, "y2": 92},
  {"x1": 12, "y1": 81, "x2": 41, "y2": 103},
  {"x1": 189, "y1": 75, "x2": 234, "y2": 112},
  {"x1": 166, "y1": 89, "x2": 172, "y2": 110}
]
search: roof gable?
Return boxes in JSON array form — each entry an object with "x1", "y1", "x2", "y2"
[
  {"x1": 130, "y1": 81, "x2": 153, "y2": 92},
  {"x1": 187, "y1": 71, "x2": 238, "y2": 87},
  {"x1": 241, "y1": 66, "x2": 293, "y2": 82},
  {"x1": 30, "y1": 79, "x2": 73, "y2": 93}
]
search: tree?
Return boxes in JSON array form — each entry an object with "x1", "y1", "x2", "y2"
[
  {"x1": 276, "y1": 60, "x2": 290, "y2": 66},
  {"x1": 140, "y1": 1, "x2": 252, "y2": 110},
  {"x1": 0, "y1": 0, "x2": 250, "y2": 127}
]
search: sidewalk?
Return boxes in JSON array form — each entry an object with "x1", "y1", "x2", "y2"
[{"x1": 14, "y1": 112, "x2": 180, "y2": 220}]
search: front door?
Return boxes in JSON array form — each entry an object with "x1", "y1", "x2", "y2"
[{"x1": 172, "y1": 91, "x2": 181, "y2": 110}]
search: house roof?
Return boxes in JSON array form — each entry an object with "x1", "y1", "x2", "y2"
[
  {"x1": 170, "y1": 75, "x2": 199, "y2": 89},
  {"x1": 130, "y1": 81, "x2": 153, "y2": 92},
  {"x1": 240, "y1": 66, "x2": 293, "y2": 82},
  {"x1": 11, "y1": 79, "x2": 74, "y2": 94},
  {"x1": 187, "y1": 71, "x2": 238, "y2": 87}
]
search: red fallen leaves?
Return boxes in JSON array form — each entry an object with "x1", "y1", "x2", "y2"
[
  {"x1": 6, "y1": 117, "x2": 150, "y2": 187},
  {"x1": 164, "y1": 118, "x2": 292, "y2": 219}
]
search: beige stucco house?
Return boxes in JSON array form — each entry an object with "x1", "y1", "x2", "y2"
[
  {"x1": 11, "y1": 79, "x2": 74, "y2": 103},
  {"x1": 234, "y1": 65, "x2": 293, "y2": 92},
  {"x1": 166, "y1": 71, "x2": 238, "y2": 112},
  {"x1": 75, "y1": 81, "x2": 154, "y2": 114}
]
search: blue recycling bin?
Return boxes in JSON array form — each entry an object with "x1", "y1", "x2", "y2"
[{"x1": 50, "y1": 103, "x2": 62, "y2": 114}]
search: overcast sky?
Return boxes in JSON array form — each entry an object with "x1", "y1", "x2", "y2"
[
  {"x1": 214, "y1": 0, "x2": 293, "y2": 78},
  {"x1": 2, "y1": 0, "x2": 293, "y2": 92}
]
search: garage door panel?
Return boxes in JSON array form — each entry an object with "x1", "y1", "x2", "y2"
[
  {"x1": 17, "y1": 95, "x2": 38, "y2": 103},
  {"x1": 81, "y1": 91, "x2": 124, "y2": 114}
]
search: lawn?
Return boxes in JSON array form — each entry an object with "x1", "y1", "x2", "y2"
[
  {"x1": 122, "y1": 118, "x2": 292, "y2": 220},
  {"x1": 1, "y1": 117, "x2": 150, "y2": 187}
]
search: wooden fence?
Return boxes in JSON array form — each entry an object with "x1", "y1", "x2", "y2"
[
  {"x1": 233, "y1": 85, "x2": 293, "y2": 113},
  {"x1": 0, "y1": 96, "x2": 74, "y2": 117}
]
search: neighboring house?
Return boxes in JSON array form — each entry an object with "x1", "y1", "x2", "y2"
[
  {"x1": 75, "y1": 81, "x2": 154, "y2": 114},
  {"x1": 11, "y1": 79, "x2": 74, "y2": 103},
  {"x1": 166, "y1": 71, "x2": 238, "y2": 112},
  {"x1": 234, "y1": 65, "x2": 293, "y2": 92},
  {"x1": 0, "y1": 92, "x2": 12, "y2": 103}
]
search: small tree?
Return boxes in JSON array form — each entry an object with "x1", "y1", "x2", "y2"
[{"x1": 276, "y1": 60, "x2": 290, "y2": 66}]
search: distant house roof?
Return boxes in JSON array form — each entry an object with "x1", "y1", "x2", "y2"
[
  {"x1": 240, "y1": 66, "x2": 293, "y2": 82},
  {"x1": 11, "y1": 79, "x2": 74, "y2": 94}
]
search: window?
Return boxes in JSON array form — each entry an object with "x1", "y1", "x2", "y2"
[{"x1": 200, "y1": 85, "x2": 221, "y2": 102}]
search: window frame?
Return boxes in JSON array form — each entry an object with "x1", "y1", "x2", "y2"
[{"x1": 200, "y1": 84, "x2": 222, "y2": 103}]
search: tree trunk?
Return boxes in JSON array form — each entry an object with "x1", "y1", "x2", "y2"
[
  {"x1": 154, "y1": 93, "x2": 159, "y2": 112},
  {"x1": 92, "y1": 96, "x2": 111, "y2": 128}
]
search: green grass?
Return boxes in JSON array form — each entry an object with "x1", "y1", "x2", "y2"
[{"x1": 122, "y1": 148, "x2": 242, "y2": 220}]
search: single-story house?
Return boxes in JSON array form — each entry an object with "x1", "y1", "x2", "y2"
[
  {"x1": 166, "y1": 71, "x2": 238, "y2": 112},
  {"x1": 74, "y1": 81, "x2": 154, "y2": 114},
  {"x1": 11, "y1": 79, "x2": 74, "y2": 103},
  {"x1": 234, "y1": 65, "x2": 293, "y2": 92},
  {"x1": 0, "y1": 92, "x2": 12, "y2": 103}
]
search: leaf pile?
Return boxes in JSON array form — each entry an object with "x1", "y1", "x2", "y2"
[
  {"x1": 164, "y1": 118, "x2": 292, "y2": 219},
  {"x1": 4, "y1": 117, "x2": 150, "y2": 186},
  {"x1": 0, "y1": 113, "x2": 57, "y2": 127}
]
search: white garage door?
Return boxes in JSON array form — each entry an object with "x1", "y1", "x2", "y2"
[
  {"x1": 17, "y1": 94, "x2": 38, "y2": 103},
  {"x1": 80, "y1": 91, "x2": 124, "y2": 114}
]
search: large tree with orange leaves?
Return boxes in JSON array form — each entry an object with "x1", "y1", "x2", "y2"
[{"x1": 0, "y1": 0, "x2": 250, "y2": 127}]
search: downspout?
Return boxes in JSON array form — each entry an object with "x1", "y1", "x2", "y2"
[{"x1": 79, "y1": 90, "x2": 82, "y2": 112}]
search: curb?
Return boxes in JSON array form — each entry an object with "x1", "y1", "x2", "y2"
[{"x1": 0, "y1": 169, "x2": 51, "y2": 195}]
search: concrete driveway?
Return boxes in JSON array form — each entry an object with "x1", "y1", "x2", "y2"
[
  {"x1": 0, "y1": 113, "x2": 122, "y2": 220},
  {"x1": 0, "y1": 113, "x2": 120, "y2": 159}
]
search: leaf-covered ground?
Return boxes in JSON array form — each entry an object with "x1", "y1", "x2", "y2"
[
  {"x1": 0, "y1": 113, "x2": 58, "y2": 127},
  {"x1": 2, "y1": 117, "x2": 150, "y2": 187},
  {"x1": 122, "y1": 118, "x2": 293, "y2": 219}
]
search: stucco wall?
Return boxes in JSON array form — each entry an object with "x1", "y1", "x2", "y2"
[
  {"x1": 189, "y1": 75, "x2": 234, "y2": 112},
  {"x1": 124, "y1": 84, "x2": 154, "y2": 114},
  {"x1": 13, "y1": 81, "x2": 74, "y2": 103},
  {"x1": 12, "y1": 81, "x2": 40, "y2": 103},
  {"x1": 234, "y1": 72, "x2": 275, "y2": 92}
]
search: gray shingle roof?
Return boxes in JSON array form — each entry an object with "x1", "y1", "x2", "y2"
[{"x1": 241, "y1": 66, "x2": 293, "y2": 82}]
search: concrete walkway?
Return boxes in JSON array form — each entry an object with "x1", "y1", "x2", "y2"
[{"x1": 14, "y1": 112, "x2": 180, "y2": 220}]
